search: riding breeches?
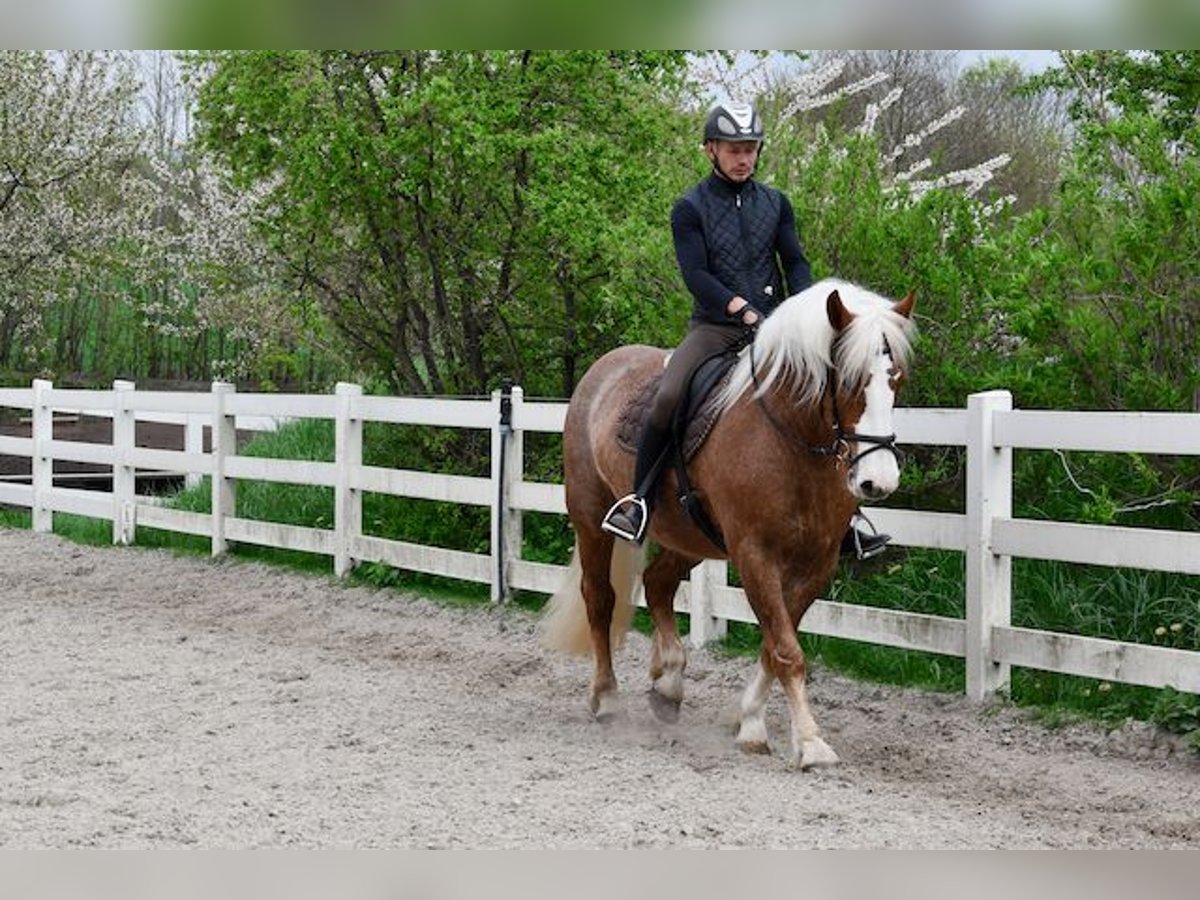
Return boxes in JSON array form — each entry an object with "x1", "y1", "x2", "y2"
[{"x1": 645, "y1": 321, "x2": 752, "y2": 432}]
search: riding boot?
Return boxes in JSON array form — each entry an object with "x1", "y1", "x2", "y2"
[{"x1": 601, "y1": 422, "x2": 672, "y2": 544}]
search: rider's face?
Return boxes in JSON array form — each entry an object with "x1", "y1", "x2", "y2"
[{"x1": 707, "y1": 140, "x2": 760, "y2": 182}]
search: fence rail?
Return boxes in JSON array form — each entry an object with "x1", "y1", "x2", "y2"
[{"x1": 2, "y1": 379, "x2": 1198, "y2": 701}]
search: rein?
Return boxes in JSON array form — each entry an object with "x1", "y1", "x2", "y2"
[{"x1": 748, "y1": 338, "x2": 901, "y2": 470}]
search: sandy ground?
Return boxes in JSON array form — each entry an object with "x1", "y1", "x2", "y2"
[{"x1": 2, "y1": 528, "x2": 1198, "y2": 849}]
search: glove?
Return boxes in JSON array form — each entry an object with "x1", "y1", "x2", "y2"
[{"x1": 736, "y1": 303, "x2": 763, "y2": 329}]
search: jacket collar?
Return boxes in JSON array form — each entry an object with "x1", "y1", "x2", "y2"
[{"x1": 707, "y1": 171, "x2": 755, "y2": 198}]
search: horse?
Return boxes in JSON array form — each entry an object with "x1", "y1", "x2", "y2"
[{"x1": 539, "y1": 278, "x2": 916, "y2": 770}]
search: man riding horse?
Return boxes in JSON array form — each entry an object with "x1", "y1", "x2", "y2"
[{"x1": 601, "y1": 101, "x2": 890, "y2": 560}]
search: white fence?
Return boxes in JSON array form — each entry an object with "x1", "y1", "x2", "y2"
[{"x1": 2, "y1": 379, "x2": 1199, "y2": 702}]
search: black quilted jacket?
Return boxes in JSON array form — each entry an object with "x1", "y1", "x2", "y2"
[{"x1": 671, "y1": 173, "x2": 812, "y2": 325}]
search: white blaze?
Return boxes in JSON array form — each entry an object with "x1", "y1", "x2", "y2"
[{"x1": 848, "y1": 346, "x2": 900, "y2": 499}]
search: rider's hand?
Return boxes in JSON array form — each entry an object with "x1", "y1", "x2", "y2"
[{"x1": 728, "y1": 300, "x2": 762, "y2": 330}]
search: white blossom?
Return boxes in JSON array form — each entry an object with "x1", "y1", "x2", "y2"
[
  {"x1": 1, "y1": 50, "x2": 292, "y2": 379},
  {"x1": 690, "y1": 52, "x2": 1013, "y2": 207},
  {"x1": 859, "y1": 86, "x2": 904, "y2": 137},
  {"x1": 888, "y1": 106, "x2": 966, "y2": 162},
  {"x1": 906, "y1": 154, "x2": 1012, "y2": 198},
  {"x1": 1, "y1": 51, "x2": 145, "y2": 360}
]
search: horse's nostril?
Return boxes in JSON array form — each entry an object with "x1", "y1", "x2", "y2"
[{"x1": 859, "y1": 479, "x2": 892, "y2": 500}]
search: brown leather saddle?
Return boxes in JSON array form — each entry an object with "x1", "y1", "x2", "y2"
[{"x1": 616, "y1": 353, "x2": 735, "y2": 461}]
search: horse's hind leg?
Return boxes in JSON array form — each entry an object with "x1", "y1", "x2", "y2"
[
  {"x1": 576, "y1": 529, "x2": 622, "y2": 721},
  {"x1": 643, "y1": 549, "x2": 696, "y2": 723},
  {"x1": 736, "y1": 652, "x2": 774, "y2": 754}
]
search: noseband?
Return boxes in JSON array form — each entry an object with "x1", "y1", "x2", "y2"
[{"x1": 748, "y1": 339, "x2": 902, "y2": 472}]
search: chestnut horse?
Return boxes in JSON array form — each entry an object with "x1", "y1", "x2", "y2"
[{"x1": 540, "y1": 279, "x2": 915, "y2": 769}]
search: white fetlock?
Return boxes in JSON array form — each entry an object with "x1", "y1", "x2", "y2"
[
  {"x1": 736, "y1": 718, "x2": 771, "y2": 755},
  {"x1": 797, "y1": 736, "x2": 840, "y2": 770}
]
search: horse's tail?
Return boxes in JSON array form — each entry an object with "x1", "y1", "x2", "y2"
[{"x1": 538, "y1": 542, "x2": 644, "y2": 656}]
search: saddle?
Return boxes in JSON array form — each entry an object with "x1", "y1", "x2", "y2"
[
  {"x1": 616, "y1": 352, "x2": 735, "y2": 460},
  {"x1": 616, "y1": 350, "x2": 741, "y2": 551}
]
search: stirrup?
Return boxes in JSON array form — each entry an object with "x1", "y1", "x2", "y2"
[
  {"x1": 848, "y1": 511, "x2": 890, "y2": 561},
  {"x1": 601, "y1": 493, "x2": 648, "y2": 543}
]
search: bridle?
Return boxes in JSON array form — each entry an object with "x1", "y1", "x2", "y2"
[{"x1": 748, "y1": 337, "x2": 902, "y2": 472}]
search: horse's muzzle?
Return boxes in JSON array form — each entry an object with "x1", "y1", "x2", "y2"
[{"x1": 845, "y1": 437, "x2": 901, "y2": 501}]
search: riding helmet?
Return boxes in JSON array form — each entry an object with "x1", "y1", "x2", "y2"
[{"x1": 703, "y1": 102, "x2": 765, "y2": 143}]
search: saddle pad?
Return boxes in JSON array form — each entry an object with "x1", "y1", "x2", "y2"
[{"x1": 615, "y1": 363, "x2": 734, "y2": 463}]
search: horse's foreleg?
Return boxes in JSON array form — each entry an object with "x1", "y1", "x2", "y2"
[
  {"x1": 779, "y1": 579, "x2": 839, "y2": 770},
  {"x1": 779, "y1": 665, "x2": 839, "y2": 770},
  {"x1": 642, "y1": 550, "x2": 696, "y2": 722},
  {"x1": 736, "y1": 647, "x2": 835, "y2": 767},
  {"x1": 577, "y1": 532, "x2": 621, "y2": 721},
  {"x1": 740, "y1": 563, "x2": 839, "y2": 770},
  {"x1": 763, "y1": 635, "x2": 837, "y2": 769}
]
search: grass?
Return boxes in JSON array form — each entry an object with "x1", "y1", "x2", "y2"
[
  {"x1": 4, "y1": 418, "x2": 1199, "y2": 751},
  {"x1": 804, "y1": 546, "x2": 1200, "y2": 745}
]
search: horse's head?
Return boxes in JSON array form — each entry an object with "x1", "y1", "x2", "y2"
[
  {"x1": 826, "y1": 287, "x2": 915, "y2": 502},
  {"x1": 716, "y1": 278, "x2": 917, "y2": 502}
]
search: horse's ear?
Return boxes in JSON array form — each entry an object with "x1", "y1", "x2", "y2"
[
  {"x1": 826, "y1": 289, "x2": 855, "y2": 332},
  {"x1": 894, "y1": 290, "x2": 916, "y2": 319}
]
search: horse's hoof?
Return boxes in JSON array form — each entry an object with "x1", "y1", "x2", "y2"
[
  {"x1": 591, "y1": 692, "x2": 622, "y2": 723},
  {"x1": 737, "y1": 739, "x2": 771, "y2": 756},
  {"x1": 646, "y1": 688, "x2": 681, "y2": 723},
  {"x1": 798, "y1": 737, "x2": 840, "y2": 770}
]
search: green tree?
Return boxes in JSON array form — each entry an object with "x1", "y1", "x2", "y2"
[
  {"x1": 189, "y1": 50, "x2": 696, "y2": 398},
  {"x1": 749, "y1": 55, "x2": 1025, "y2": 410},
  {"x1": 998, "y1": 51, "x2": 1200, "y2": 411}
]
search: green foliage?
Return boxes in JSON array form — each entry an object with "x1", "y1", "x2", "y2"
[
  {"x1": 1149, "y1": 688, "x2": 1200, "y2": 747},
  {"x1": 998, "y1": 51, "x2": 1200, "y2": 412},
  {"x1": 828, "y1": 545, "x2": 1200, "y2": 738},
  {"x1": 520, "y1": 510, "x2": 573, "y2": 566},
  {"x1": 759, "y1": 124, "x2": 1025, "y2": 409},
  {"x1": 189, "y1": 50, "x2": 698, "y2": 399}
]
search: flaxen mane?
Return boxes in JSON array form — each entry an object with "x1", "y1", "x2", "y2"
[{"x1": 718, "y1": 278, "x2": 916, "y2": 411}]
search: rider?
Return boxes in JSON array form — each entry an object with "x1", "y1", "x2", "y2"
[{"x1": 601, "y1": 100, "x2": 890, "y2": 560}]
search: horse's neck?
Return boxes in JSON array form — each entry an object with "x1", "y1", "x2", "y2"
[{"x1": 755, "y1": 381, "x2": 835, "y2": 449}]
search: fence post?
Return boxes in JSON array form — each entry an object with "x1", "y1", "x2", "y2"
[
  {"x1": 210, "y1": 381, "x2": 236, "y2": 557},
  {"x1": 688, "y1": 559, "x2": 728, "y2": 648},
  {"x1": 490, "y1": 381, "x2": 521, "y2": 604},
  {"x1": 185, "y1": 413, "x2": 204, "y2": 490},
  {"x1": 334, "y1": 382, "x2": 363, "y2": 578},
  {"x1": 965, "y1": 389, "x2": 1013, "y2": 701},
  {"x1": 31, "y1": 378, "x2": 52, "y2": 534},
  {"x1": 112, "y1": 380, "x2": 136, "y2": 545},
  {"x1": 504, "y1": 385, "x2": 524, "y2": 592}
]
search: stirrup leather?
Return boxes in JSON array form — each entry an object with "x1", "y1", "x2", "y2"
[{"x1": 601, "y1": 493, "x2": 648, "y2": 543}]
